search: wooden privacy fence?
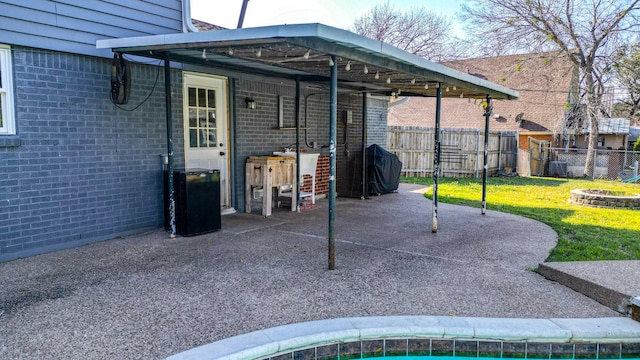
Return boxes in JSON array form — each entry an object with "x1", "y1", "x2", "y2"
[{"x1": 387, "y1": 126, "x2": 518, "y2": 178}]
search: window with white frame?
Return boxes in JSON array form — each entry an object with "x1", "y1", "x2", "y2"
[{"x1": 0, "y1": 45, "x2": 15, "y2": 135}]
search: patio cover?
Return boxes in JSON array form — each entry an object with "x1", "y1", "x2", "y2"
[
  {"x1": 97, "y1": 23, "x2": 518, "y2": 100},
  {"x1": 97, "y1": 23, "x2": 519, "y2": 270}
]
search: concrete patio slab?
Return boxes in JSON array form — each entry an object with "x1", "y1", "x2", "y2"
[{"x1": 0, "y1": 183, "x2": 625, "y2": 359}]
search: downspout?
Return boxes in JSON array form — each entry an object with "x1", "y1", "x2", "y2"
[
  {"x1": 481, "y1": 96, "x2": 491, "y2": 215},
  {"x1": 361, "y1": 92, "x2": 367, "y2": 199},
  {"x1": 181, "y1": 0, "x2": 199, "y2": 33},
  {"x1": 164, "y1": 53, "x2": 176, "y2": 238},
  {"x1": 328, "y1": 55, "x2": 337, "y2": 271},
  {"x1": 432, "y1": 83, "x2": 442, "y2": 233}
]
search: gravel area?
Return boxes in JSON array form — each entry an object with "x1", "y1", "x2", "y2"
[{"x1": 0, "y1": 184, "x2": 620, "y2": 359}]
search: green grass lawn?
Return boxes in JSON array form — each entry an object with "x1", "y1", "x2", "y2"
[{"x1": 402, "y1": 176, "x2": 640, "y2": 262}]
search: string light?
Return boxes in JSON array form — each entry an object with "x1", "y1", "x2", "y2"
[
  {"x1": 345, "y1": 61, "x2": 351, "y2": 71},
  {"x1": 446, "y1": 86, "x2": 450, "y2": 92},
  {"x1": 228, "y1": 48, "x2": 233, "y2": 55},
  {"x1": 256, "y1": 48, "x2": 262, "y2": 57},
  {"x1": 303, "y1": 50, "x2": 310, "y2": 59},
  {"x1": 374, "y1": 71, "x2": 379, "y2": 79},
  {"x1": 460, "y1": 92, "x2": 464, "y2": 98},
  {"x1": 411, "y1": 78, "x2": 416, "y2": 84},
  {"x1": 386, "y1": 76, "x2": 391, "y2": 84},
  {"x1": 453, "y1": 86, "x2": 457, "y2": 91},
  {"x1": 363, "y1": 65, "x2": 369, "y2": 74},
  {"x1": 435, "y1": 82, "x2": 440, "y2": 88},
  {"x1": 329, "y1": 57, "x2": 334, "y2": 66},
  {"x1": 201, "y1": 49, "x2": 207, "y2": 59},
  {"x1": 424, "y1": 83, "x2": 429, "y2": 89}
]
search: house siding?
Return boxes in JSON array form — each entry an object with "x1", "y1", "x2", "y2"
[
  {"x1": 0, "y1": 47, "x2": 183, "y2": 262},
  {"x1": 0, "y1": 0, "x2": 183, "y2": 58}
]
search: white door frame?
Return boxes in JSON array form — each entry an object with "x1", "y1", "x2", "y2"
[{"x1": 182, "y1": 72, "x2": 233, "y2": 213}]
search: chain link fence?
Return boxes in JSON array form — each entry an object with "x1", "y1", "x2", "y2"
[{"x1": 545, "y1": 148, "x2": 640, "y2": 181}]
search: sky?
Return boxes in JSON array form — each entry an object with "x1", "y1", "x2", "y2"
[{"x1": 189, "y1": 0, "x2": 465, "y2": 35}]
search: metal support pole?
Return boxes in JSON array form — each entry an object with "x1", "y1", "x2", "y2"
[
  {"x1": 432, "y1": 83, "x2": 442, "y2": 233},
  {"x1": 237, "y1": 0, "x2": 250, "y2": 28},
  {"x1": 361, "y1": 92, "x2": 367, "y2": 199},
  {"x1": 164, "y1": 53, "x2": 176, "y2": 238},
  {"x1": 295, "y1": 76, "x2": 301, "y2": 211},
  {"x1": 328, "y1": 55, "x2": 337, "y2": 270},
  {"x1": 481, "y1": 95, "x2": 491, "y2": 215}
]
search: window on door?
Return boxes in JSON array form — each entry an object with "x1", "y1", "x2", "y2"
[{"x1": 187, "y1": 87, "x2": 217, "y2": 148}]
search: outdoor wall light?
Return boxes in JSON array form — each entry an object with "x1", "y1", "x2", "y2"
[{"x1": 245, "y1": 97, "x2": 256, "y2": 109}]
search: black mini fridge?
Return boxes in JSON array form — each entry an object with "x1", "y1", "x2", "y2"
[{"x1": 165, "y1": 169, "x2": 221, "y2": 236}]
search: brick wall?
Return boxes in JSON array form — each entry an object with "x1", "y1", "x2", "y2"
[
  {"x1": 233, "y1": 82, "x2": 389, "y2": 207},
  {"x1": 0, "y1": 47, "x2": 183, "y2": 262},
  {"x1": 0, "y1": 50, "x2": 390, "y2": 260},
  {"x1": 233, "y1": 78, "x2": 332, "y2": 210}
]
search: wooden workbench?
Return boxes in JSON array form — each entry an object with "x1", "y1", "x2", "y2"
[{"x1": 245, "y1": 156, "x2": 297, "y2": 216}]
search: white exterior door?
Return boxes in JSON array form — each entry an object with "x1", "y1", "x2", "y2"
[{"x1": 183, "y1": 73, "x2": 232, "y2": 213}]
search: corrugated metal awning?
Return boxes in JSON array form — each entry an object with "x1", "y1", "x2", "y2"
[{"x1": 97, "y1": 23, "x2": 519, "y2": 100}]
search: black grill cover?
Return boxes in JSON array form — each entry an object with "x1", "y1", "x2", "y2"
[{"x1": 367, "y1": 144, "x2": 402, "y2": 195}]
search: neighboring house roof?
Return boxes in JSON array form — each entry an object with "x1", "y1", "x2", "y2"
[
  {"x1": 192, "y1": 19, "x2": 226, "y2": 31},
  {"x1": 388, "y1": 52, "x2": 574, "y2": 132},
  {"x1": 595, "y1": 118, "x2": 631, "y2": 135}
]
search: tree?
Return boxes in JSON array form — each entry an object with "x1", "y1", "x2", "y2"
[
  {"x1": 612, "y1": 43, "x2": 640, "y2": 126},
  {"x1": 634, "y1": 137, "x2": 640, "y2": 152},
  {"x1": 352, "y1": 1, "x2": 458, "y2": 61},
  {"x1": 461, "y1": 0, "x2": 640, "y2": 177}
]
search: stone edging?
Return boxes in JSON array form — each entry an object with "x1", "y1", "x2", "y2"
[{"x1": 569, "y1": 189, "x2": 640, "y2": 209}]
